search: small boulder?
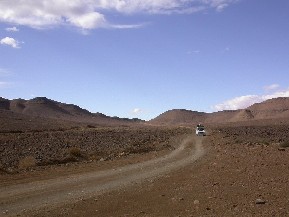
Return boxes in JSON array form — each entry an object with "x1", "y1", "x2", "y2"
[
  {"x1": 255, "y1": 198, "x2": 266, "y2": 204},
  {"x1": 278, "y1": 147, "x2": 286, "y2": 151},
  {"x1": 193, "y1": 200, "x2": 200, "y2": 205}
]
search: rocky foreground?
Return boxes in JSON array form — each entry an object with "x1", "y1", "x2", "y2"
[
  {"x1": 0, "y1": 126, "x2": 191, "y2": 172},
  {"x1": 1, "y1": 124, "x2": 289, "y2": 216},
  {"x1": 47, "y1": 124, "x2": 289, "y2": 217}
]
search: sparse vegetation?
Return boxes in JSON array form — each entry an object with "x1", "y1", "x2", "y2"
[
  {"x1": 86, "y1": 124, "x2": 96, "y2": 128},
  {"x1": 216, "y1": 125, "x2": 289, "y2": 146},
  {"x1": 69, "y1": 147, "x2": 82, "y2": 157},
  {"x1": 0, "y1": 127, "x2": 191, "y2": 170},
  {"x1": 280, "y1": 141, "x2": 289, "y2": 148},
  {"x1": 18, "y1": 156, "x2": 36, "y2": 170}
]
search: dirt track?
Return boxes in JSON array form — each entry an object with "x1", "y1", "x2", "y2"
[{"x1": 0, "y1": 135, "x2": 204, "y2": 216}]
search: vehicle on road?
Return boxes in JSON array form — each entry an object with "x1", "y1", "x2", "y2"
[{"x1": 196, "y1": 124, "x2": 206, "y2": 136}]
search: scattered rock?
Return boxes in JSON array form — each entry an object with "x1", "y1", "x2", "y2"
[
  {"x1": 193, "y1": 200, "x2": 200, "y2": 205},
  {"x1": 278, "y1": 148, "x2": 286, "y2": 151},
  {"x1": 255, "y1": 198, "x2": 266, "y2": 204}
]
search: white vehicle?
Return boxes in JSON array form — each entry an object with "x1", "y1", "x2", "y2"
[{"x1": 196, "y1": 124, "x2": 206, "y2": 136}]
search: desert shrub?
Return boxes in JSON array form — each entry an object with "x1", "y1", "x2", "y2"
[
  {"x1": 87, "y1": 124, "x2": 96, "y2": 128},
  {"x1": 280, "y1": 141, "x2": 289, "y2": 148},
  {"x1": 0, "y1": 163, "x2": 7, "y2": 173},
  {"x1": 234, "y1": 139, "x2": 242, "y2": 144},
  {"x1": 69, "y1": 147, "x2": 82, "y2": 157},
  {"x1": 18, "y1": 156, "x2": 36, "y2": 169}
]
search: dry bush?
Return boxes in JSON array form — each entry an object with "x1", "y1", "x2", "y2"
[
  {"x1": 18, "y1": 156, "x2": 36, "y2": 169},
  {"x1": 280, "y1": 141, "x2": 289, "y2": 148},
  {"x1": 86, "y1": 124, "x2": 96, "y2": 128},
  {"x1": 69, "y1": 147, "x2": 82, "y2": 157},
  {"x1": 0, "y1": 163, "x2": 7, "y2": 173}
]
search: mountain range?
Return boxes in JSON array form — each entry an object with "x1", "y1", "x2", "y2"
[
  {"x1": 0, "y1": 97, "x2": 143, "y2": 132},
  {"x1": 149, "y1": 97, "x2": 289, "y2": 125},
  {"x1": 1, "y1": 96, "x2": 289, "y2": 129}
]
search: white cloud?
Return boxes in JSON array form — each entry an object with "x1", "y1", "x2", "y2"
[
  {"x1": 0, "y1": 37, "x2": 21, "y2": 48},
  {"x1": 202, "y1": 0, "x2": 236, "y2": 12},
  {"x1": 132, "y1": 108, "x2": 142, "y2": 114},
  {"x1": 111, "y1": 23, "x2": 147, "y2": 29},
  {"x1": 213, "y1": 87, "x2": 289, "y2": 111},
  {"x1": 0, "y1": 0, "x2": 239, "y2": 30},
  {"x1": 95, "y1": 0, "x2": 238, "y2": 14},
  {"x1": 214, "y1": 95, "x2": 261, "y2": 111},
  {"x1": 96, "y1": 0, "x2": 189, "y2": 14},
  {"x1": 68, "y1": 12, "x2": 106, "y2": 29},
  {"x1": 263, "y1": 88, "x2": 289, "y2": 100},
  {"x1": 6, "y1": 26, "x2": 19, "y2": 32},
  {"x1": 0, "y1": 0, "x2": 105, "y2": 29},
  {"x1": 264, "y1": 84, "x2": 280, "y2": 91}
]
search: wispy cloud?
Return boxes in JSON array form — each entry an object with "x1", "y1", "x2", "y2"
[
  {"x1": 213, "y1": 85, "x2": 289, "y2": 111},
  {"x1": 203, "y1": 0, "x2": 236, "y2": 12},
  {"x1": 0, "y1": 69, "x2": 15, "y2": 88},
  {"x1": 264, "y1": 83, "x2": 279, "y2": 91},
  {"x1": 187, "y1": 50, "x2": 200, "y2": 55},
  {"x1": 0, "y1": 37, "x2": 21, "y2": 48},
  {"x1": 0, "y1": 0, "x2": 239, "y2": 30},
  {"x1": 0, "y1": 68, "x2": 11, "y2": 76},
  {"x1": 95, "y1": 0, "x2": 238, "y2": 14},
  {"x1": 132, "y1": 108, "x2": 142, "y2": 114},
  {"x1": 0, "y1": 81, "x2": 13, "y2": 89},
  {"x1": 111, "y1": 23, "x2": 147, "y2": 29},
  {"x1": 6, "y1": 26, "x2": 19, "y2": 32}
]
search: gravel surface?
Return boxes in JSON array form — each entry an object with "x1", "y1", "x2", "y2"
[{"x1": 1, "y1": 124, "x2": 289, "y2": 216}]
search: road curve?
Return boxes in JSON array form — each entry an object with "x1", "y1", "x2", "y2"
[{"x1": 0, "y1": 135, "x2": 205, "y2": 216}]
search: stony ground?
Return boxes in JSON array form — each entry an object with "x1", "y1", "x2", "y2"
[
  {"x1": 0, "y1": 126, "x2": 191, "y2": 171},
  {"x1": 30, "y1": 126, "x2": 289, "y2": 217},
  {"x1": 1, "y1": 124, "x2": 289, "y2": 216}
]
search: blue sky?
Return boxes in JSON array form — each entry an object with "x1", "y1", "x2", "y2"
[{"x1": 0, "y1": 0, "x2": 289, "y2": 120}]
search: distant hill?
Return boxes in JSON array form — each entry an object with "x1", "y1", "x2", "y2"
[
  {"x1": 149, "y1": 97, "x2": 289, "y2": 126},
  {"x1": 148, "y1": 109, "x2": 206, "y2": 125},
  {"x1": 0, "y1": 97, "x2": 144, "y2": 131},
  {"x1": 247, "y1": 97, "x2": 289, "y2": 120},
  {"x1": 2, "y1": 96, "x2": 289, "y2": 130}
]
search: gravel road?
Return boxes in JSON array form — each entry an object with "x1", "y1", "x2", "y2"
[{"x1": 0, "y1": 135, "x2": 204, "y2": 216}]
